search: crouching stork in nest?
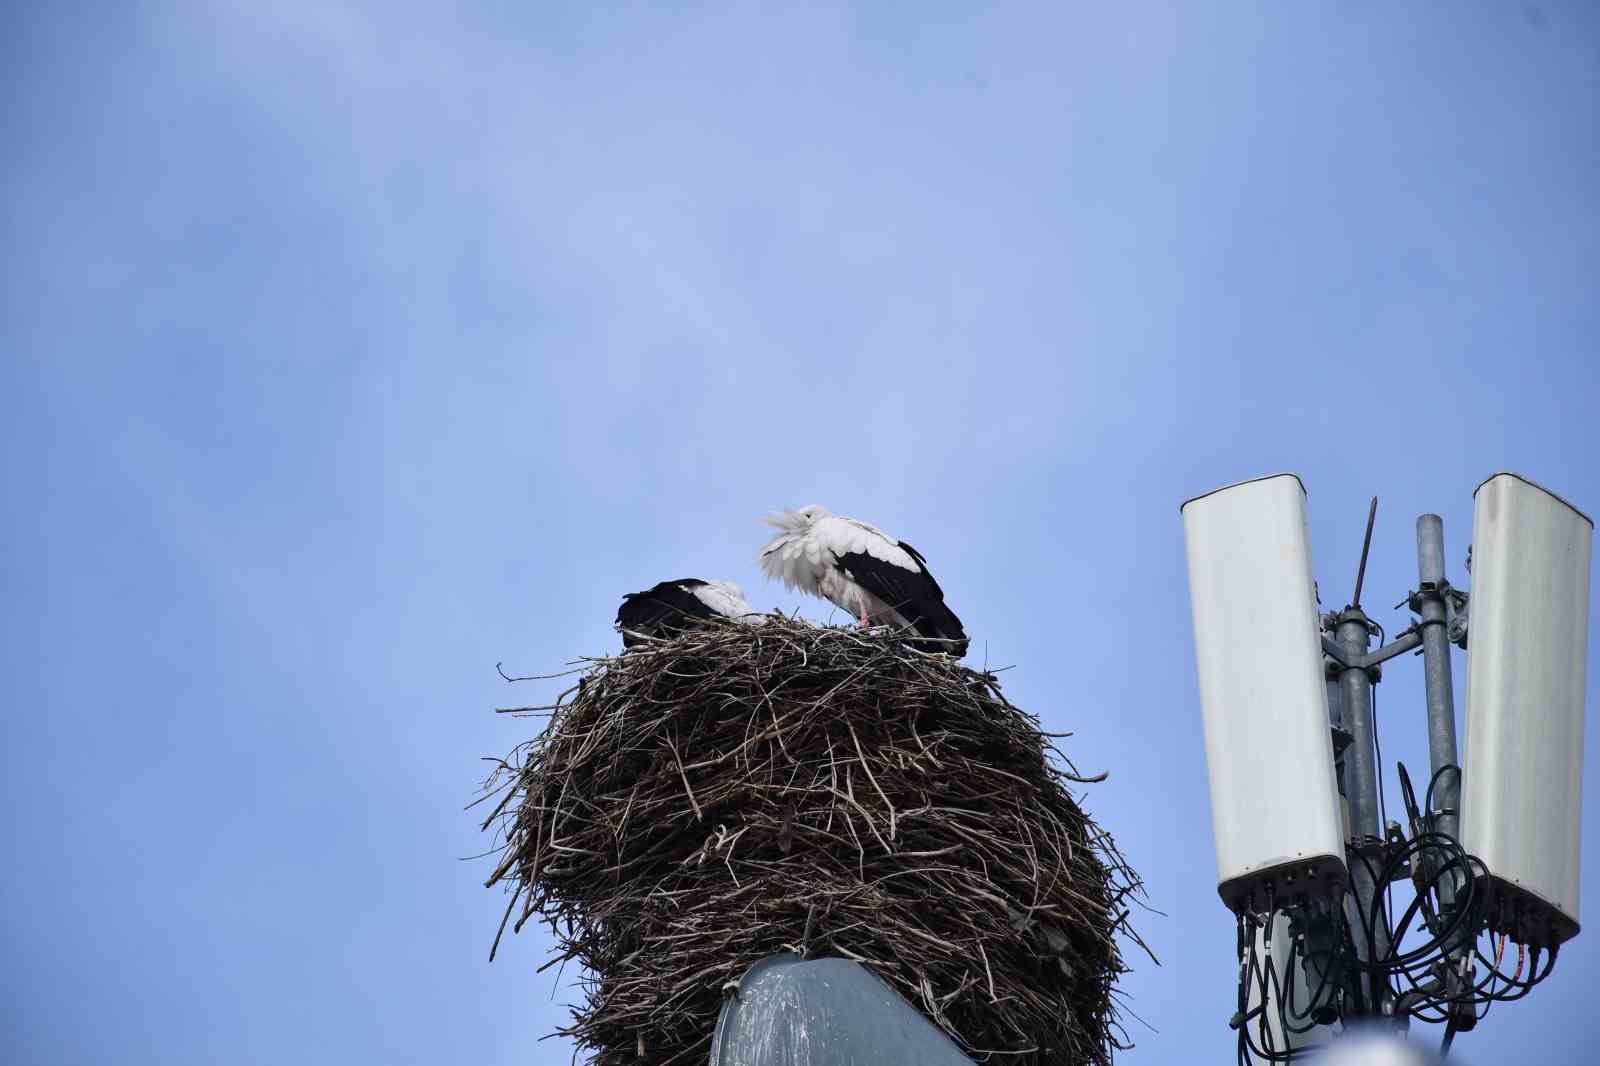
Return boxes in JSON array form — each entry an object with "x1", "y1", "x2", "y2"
[{"x1": 615, "y1": 579, "x2": 759, "y2": 648}]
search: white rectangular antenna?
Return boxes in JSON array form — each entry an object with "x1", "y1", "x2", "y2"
[
  {"x1": 1460, "y1": 472, "x2": 1593, "y2": 946},
  {"x1": 1181, "y1": 474, "x2": 1347, "y2": 912}
]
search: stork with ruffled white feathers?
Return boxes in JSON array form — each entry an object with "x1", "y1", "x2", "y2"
[
  {"x1": 614, "y1": 579, "x2": 760, "y2": 648},
  {"x1": 758, "y1": 505, "x2": 969, "y2": 656}
]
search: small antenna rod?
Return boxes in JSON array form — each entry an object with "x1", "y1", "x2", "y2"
[{"x1": 1352, "y1": 495, "x2": 1378, "y2": 608}]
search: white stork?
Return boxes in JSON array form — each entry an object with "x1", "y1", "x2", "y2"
[
  {"x1": 758, "y1": 505, "x2": 969, "y2": 656},
  {"x1": 614, "y1": 579, "x2": 759, "y2": 648}
]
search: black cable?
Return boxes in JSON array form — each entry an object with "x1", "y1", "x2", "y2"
[
  {"x1": 1424, "y1": 765, "x2": 1460, "y2": 823},
  {"x1": 1235, "y1": 903, "x2": 1350, "y2": 1064},
  {"x1": 1241, "y1": 914, "x2": 1291, "y2": 1063},
  {"x1": 1471, "y1": 937, "x2": 1558, "y2": 999},
  {"x1": 1287, "y1": 909, "x2": 1345, "y2": 1029},
  {"x1": 1369, "y1": 670, "x2": 1395, "y2": 932},
  {"x1": 1341, "y1": 828, "x2": 1486, "y2": 1031}
]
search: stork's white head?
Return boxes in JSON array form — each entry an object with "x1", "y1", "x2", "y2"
[
  {"x1": 761, "y1": 504, "x2": 831, "y2": 533},
  {"x1": 758, "y1": 505, "x2": 831, "y2": 590},
  {"x1": 692, "y1": 579, "x2": 758, "y2": 620}
]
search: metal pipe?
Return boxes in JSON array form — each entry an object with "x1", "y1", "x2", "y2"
[
  {"x1": 1415, "y1": 515, "x2": 1461, "y2": 847},
  {"x1": 1336, "y1": 608, "x2": 1392, "y2": 1012},
  {"x1": 1322, "y1": 636, "x2": 1354, "y2": 669},
  {"x1": 1362, "y1": 630, "x2": 1423, "y2": 669},
  {"x1": 1338, "y1": 612, "x2": 1381, "y2": 842},
  {"x1": 1323, "y1": 630, "x2": 1424, "y2": 670},
  {"x1": 1415, "y1": 514, "x2": 1478, "y2": 1037}
]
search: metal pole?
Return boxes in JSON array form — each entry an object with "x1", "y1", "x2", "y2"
[
  {"x1": 1414, "y1": 515, "x2": 1461, "y2": 847},
  {"x1": 1415, "y1": 515, "x2": 1477, "y2": 1040},
  {"x1": 1336, "y1": 608, "x2": 1392, "y2": 1014},
  {"x1": 1338, "y1": 611, "x2": 1381, "y2": 844}
]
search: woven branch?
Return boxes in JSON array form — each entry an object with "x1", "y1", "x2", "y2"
[{"x1": 481, "y1": 617, "x2": 1147, "y2": 1066}]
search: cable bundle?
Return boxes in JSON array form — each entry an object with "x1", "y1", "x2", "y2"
[{"x1": 1233, "y1": 762, "x2": 1560, "y2": 1063}]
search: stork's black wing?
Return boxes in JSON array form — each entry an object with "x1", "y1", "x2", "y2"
[
  {"x1": 615, "y1": 579, "x2": 717, "y2": 647},
  {"x1": 833, "y1": 543, "x2": 968, "y2": 656}
]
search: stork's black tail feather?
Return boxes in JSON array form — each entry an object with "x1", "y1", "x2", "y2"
[{"x1": 905, "y1": 601, "x2": 969, "y2": 657}]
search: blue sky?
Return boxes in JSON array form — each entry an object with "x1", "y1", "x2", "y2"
[{"x1": 3, "y1": 3, "x2": 1595, "y2": 1063}]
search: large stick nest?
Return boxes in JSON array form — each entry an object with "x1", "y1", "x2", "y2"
[{"x1": 481, "y1": 617, "x2": 1148, "y2": 1066}]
